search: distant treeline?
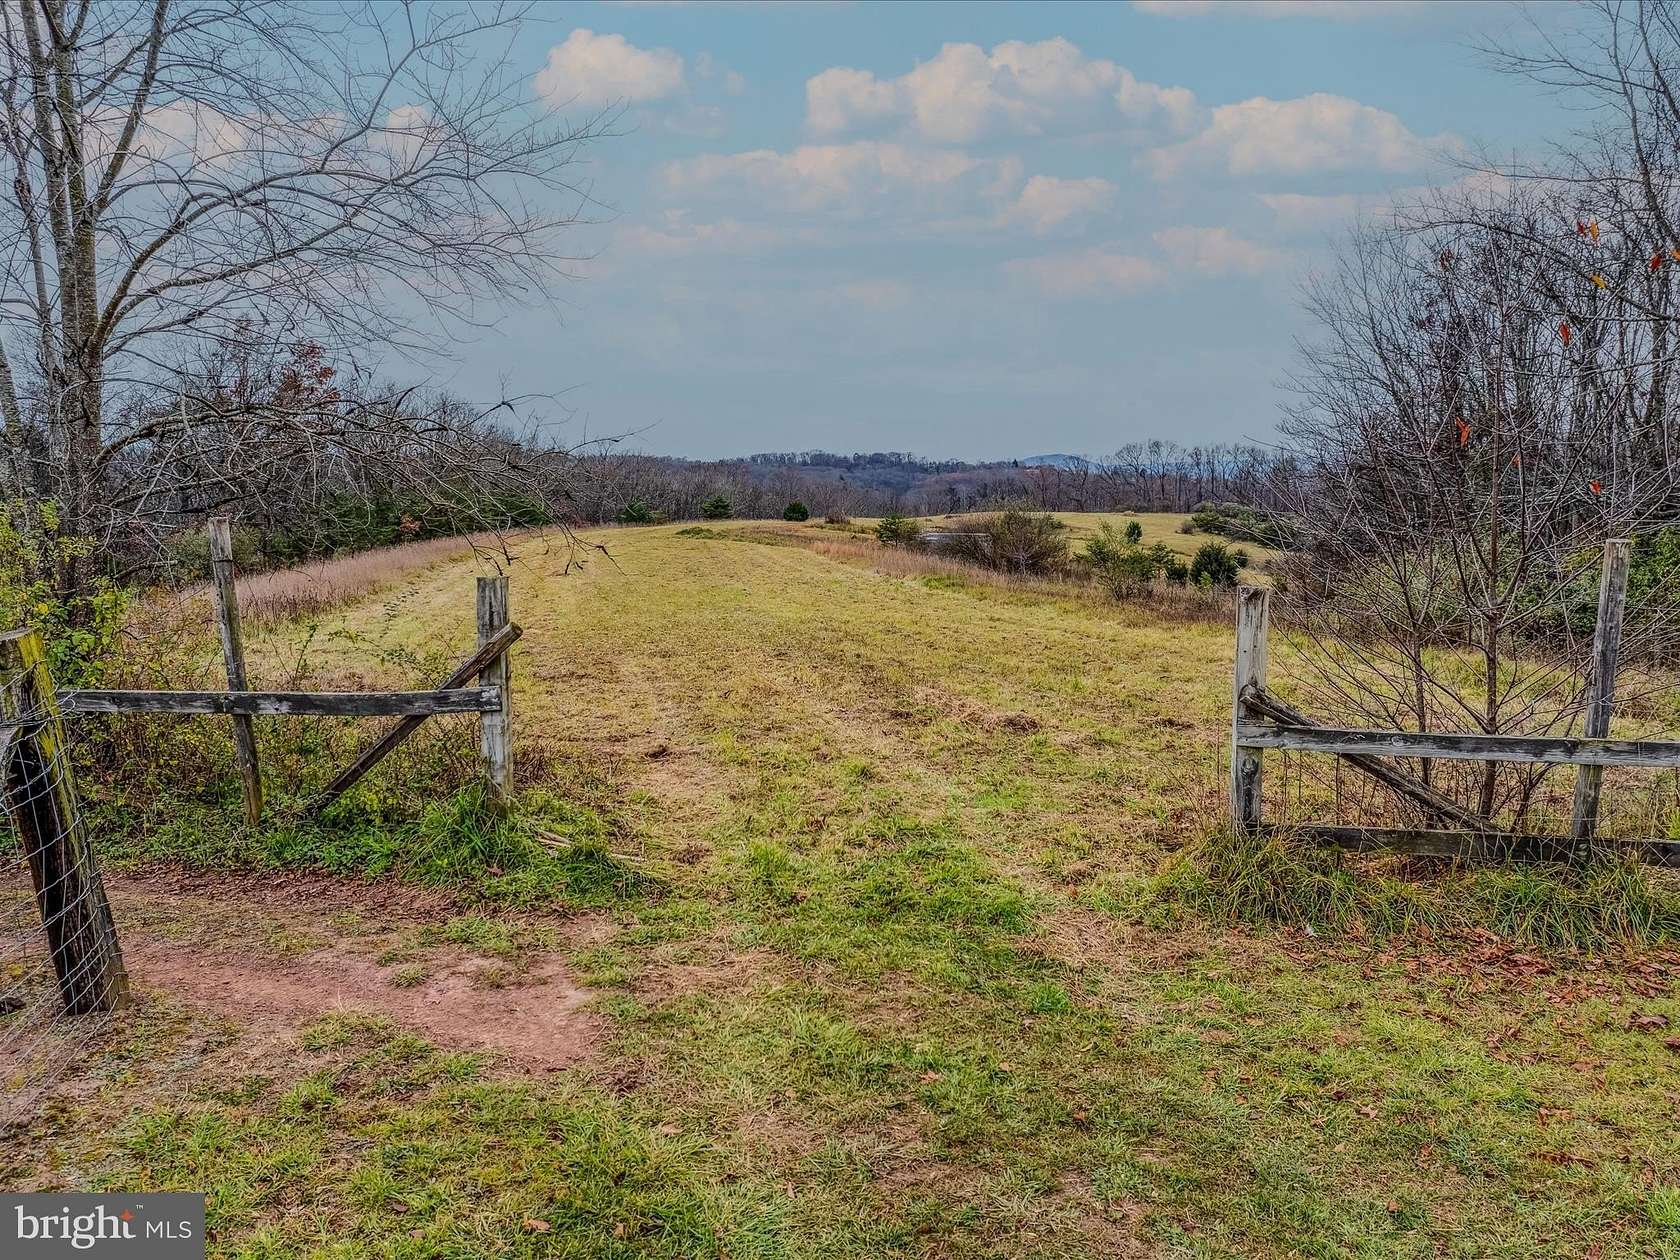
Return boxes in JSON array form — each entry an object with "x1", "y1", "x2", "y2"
[{"x1": 570, "y1": 442, "x2": 1289, "y2": 523}]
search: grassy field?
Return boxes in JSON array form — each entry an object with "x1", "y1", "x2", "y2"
[{"x1": 6, "y1": 523, "x2": 1680, "y2": 1259}]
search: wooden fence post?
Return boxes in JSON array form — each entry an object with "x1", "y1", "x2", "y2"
[
  {"x1": 0, "y1": 629, "x2": 128, "y2": 1013},
  {"x1": 1571, "y1": 537, "x2": 1631, "y2": 863},
  {"x1": 208, "y1": 517, "x2": 262, "y2": 825},
  {"x1": 1231, "y1": 585, "x2": 1271, "y2": 834},
  {"x1": 477, "y1": 576, "x2": 512, "y2": 808}
]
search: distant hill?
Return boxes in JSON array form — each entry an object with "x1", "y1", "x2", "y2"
[
  {"x1": 606, "y1": 445, "x2": 1282, "y2": 518},
  {"x1": 1018, "y1": 453, "x2": 1096, "y2": 470}
]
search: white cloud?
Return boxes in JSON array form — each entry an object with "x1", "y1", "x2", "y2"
[
  {"x1": 370, "y1": 104, "x2": 443, "y2": 166},
  {"x1": 1003, "y1": 175, "x2": 1116, "y2": 235},
  {"x1": 1133, "y1": 1, "x2": 1447, "y2": 19},
  {"x1": 1008, "y1": 225, "x2": 1285, "y2": 299},
  {"x1": 694, "y1": 51, "x2": 748, "y2": 97},
  {"x1": 663, "y1": 139, "x2": 1019, "y2": 218},
  {"x1": 1153, "y1": 226, "x2": 1285, "y2": 276},
  {"x1": 807, "y1": 67, "x2": 902, "y2": 135},
  {"x1": 1005, "y1": 247, "x2": 1165, "y2": 298},
  {"x1": 107, "y1": 100, "x2": 252, "y2": 169},
  {"x1": 806, "y1": 37, "x2": 1199, "y2": 144},
  {"x1": 1144, "y1": 93, "x2": 1458, "y2": 179},
  {"x1": 1259, "y1": 170, "x2": 1514, "y2": 236},
  {"x1": 1259, "y1": 191, "x2": 1368, "y2": 233},
  {"x1": 536, "y1": 29, "x2": 686, "y2": 106}
]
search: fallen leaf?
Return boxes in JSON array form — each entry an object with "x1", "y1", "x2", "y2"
[{"x1": 523, "y1": 1219, "x2": 551, "y2": 1234}]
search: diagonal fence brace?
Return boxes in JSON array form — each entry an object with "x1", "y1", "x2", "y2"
[{"x1": 307, "y1": 622, "x2": 522, "y2": 817}]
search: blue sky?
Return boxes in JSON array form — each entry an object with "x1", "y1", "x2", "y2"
[{"x1": 436, "y1": 1, "x2": 1578, "y2": 461}]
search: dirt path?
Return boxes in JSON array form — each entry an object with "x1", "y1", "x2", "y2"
[{"x1": 109, "y1": 873, "x2": 611, "y2": 1072}]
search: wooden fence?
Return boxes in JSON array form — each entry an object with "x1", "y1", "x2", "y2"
[
  {"x1": 1, "y1": 518, "x2": 522, "y2": 1016},
  {"x1": 1230, "y1": 539, "x2": 1680, "y2": 868}
]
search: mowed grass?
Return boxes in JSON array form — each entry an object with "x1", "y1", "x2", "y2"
[{"x1": 14, "y1": 524, "x2": 1680, "y2": 1259}]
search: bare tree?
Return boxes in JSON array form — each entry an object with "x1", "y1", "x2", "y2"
[
  {"x1": 1275, "y1": 179, "x2": 1680, "y2": 828},
  {"x1": 0, "y1": 0, "x2": 613, "y2": 592}
]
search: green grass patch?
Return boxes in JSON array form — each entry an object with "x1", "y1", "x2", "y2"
[
  {"x1": 109, "y1": 1019, "x2": 817, "y2": 1259},
  {"x1": 100, "y1": 782, "x2": 655, "y2": 910},
  {"x1": 729, "y1": 813, "x2": 1040, "y2": 989},
  {"x1": 1130, "y1": 827, "x2": 1680, "y2": 950}
]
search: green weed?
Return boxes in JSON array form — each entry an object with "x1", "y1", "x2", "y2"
[{"x1": 1140, "y1": 826, "x2": 1680, "y2": 950}]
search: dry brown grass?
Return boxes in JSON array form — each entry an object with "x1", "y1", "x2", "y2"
[
  {"x1": 231, "y1": 534, "x2": 495, "y2": 625},
  {"x1": 108, "y1": 527, "x2": 583, "y2": 694}
]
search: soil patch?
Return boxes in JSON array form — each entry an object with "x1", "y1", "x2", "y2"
[
  {"x1": 121, "y1": 936, "x2": 602, "y2": 1070},
  {"x1": 110, "y1": 865, "x2": 462, "y2": 921}
]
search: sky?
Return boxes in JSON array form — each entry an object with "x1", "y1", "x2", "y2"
[{"x1": 430, "y1": 0, "x2": 1583, "y2": 462}]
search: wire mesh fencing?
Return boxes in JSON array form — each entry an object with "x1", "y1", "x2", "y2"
[{"x1": 0, "y1": 642, "x2": 127, "y2": 1129}]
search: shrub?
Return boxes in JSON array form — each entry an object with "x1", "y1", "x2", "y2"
[
  {"x1": 1541, "y1": 527, "x2": 1680, "y2": 637},
  {"x1": 1123, "y1": 519, "x2": 1143, "y2": 544},
  {"x1": 0, "y1": 506, "x2": 129, "y2": 685},
  {"x1": 1189, "y1": 540, "x2": 1244, "y2": 588},
  {"x1": 162, "y1": 520, "x2": 263, "y2": 581},
  {"x1": 617, "y1": 500, "x2": 657, "y2": 525},
  {"x1": 700, "y1": 495, "x2": 732, "y2": 520},
  {"x1": 875, "y1": 513, "x2": 922, "y2": 545},
  {"x1": 1083, "y1": 525, "x2": 1189, "y2": 597},
  {"x1": 1081, "y1": 522, "x2": 1127, "y2": 569},
  {"x1": 782, "y1": 501, "x2": 810, "y2": 522},
  {"x1": 945, "y1": 510, "x2": 1069, "y2": 575},
  {"x1": 824, "y1": 512, "x2": 851, "y2": 525},
  {"x1": 1188, "y1": 501, "x2": 1295, "y2": 549}
]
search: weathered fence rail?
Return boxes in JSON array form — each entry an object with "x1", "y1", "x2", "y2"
[
  {"x1": 1, "y1": 520, "x2": 521, "y2": 1023},
  {"x1": 1234, "y1": 713, "x2": 1680, "y2": 769},
  {"x1": 1293, "y1": 825, "x2": 1680, "y2": 869},
  {"x1": 58, "y1": 687, "x2": 502, "y2": 717},
  {"x1": 1230, "y1": 538, "x2": 1680, "y2": 867}
]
